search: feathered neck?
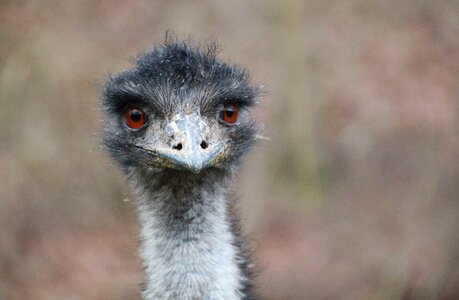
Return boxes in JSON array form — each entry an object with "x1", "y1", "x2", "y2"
[{"x1": 129, "y1": 168, "x2": 254, "y2": 300}]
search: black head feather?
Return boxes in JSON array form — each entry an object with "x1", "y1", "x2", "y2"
[{"x1": 101, "y1": 41, "x2": 259, "y2": 176}]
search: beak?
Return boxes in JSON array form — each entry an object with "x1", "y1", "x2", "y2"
[{"x1": 152, "y1": 112, "x2": 226, "y2": 173}]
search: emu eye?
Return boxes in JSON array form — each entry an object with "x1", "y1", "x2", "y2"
[
  {"x1": 219, "y1": 103, "x2": 240, "y2": 125},
  {"x1": 124, "y1": 106, "x2": 146, "y2": 129}
]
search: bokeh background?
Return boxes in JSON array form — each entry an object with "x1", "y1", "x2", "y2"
[{"x1": 1, "y1": 1, "x2": 459, "y2": 299}]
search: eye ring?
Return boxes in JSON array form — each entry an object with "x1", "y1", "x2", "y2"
[
  {"x1": 124, "y1": 106, "x2": 147, "y2": 130},
  {"x1": 219, "y1": 102, "x2": 240, "y2": 125}
]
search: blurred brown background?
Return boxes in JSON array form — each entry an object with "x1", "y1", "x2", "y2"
[{"x1": 1, "y1": 1, "x2": 459, "y2": 299}]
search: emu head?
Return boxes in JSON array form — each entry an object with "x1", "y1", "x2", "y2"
[{"x1": 101, "y1": 42, "x2": 258, "y2": 178}]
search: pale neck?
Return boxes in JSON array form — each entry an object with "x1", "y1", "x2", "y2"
[{"x1": 132, "y1": 172, "x2": 249, "y2": 300}]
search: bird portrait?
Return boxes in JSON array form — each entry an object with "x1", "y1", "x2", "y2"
[{"x1": 102, "y1": 40, "x2": 259, "y2": 299}]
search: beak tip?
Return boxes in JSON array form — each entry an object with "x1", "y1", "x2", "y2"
[{"x1": 187, "y1": 160, "x2": 204, "y2": 174}]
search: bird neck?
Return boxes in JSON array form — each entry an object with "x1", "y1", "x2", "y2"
[{"x1": 131, "y1": 170, "x2": 251, "y2": 300}]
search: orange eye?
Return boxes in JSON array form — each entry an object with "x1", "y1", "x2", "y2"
[
  {"x1": 220, "y1": 103, "x2": 240, "y2": 125},
  {"x1": 124, "y1": 107, "x2": 146, "y2": 129}
]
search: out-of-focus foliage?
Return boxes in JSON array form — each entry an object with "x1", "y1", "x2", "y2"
[{"x1": 1, "y1": 1, "x2": 459, "y2": 299}]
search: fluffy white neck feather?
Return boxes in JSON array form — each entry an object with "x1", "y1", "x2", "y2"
[{"x1": 134, "y1": 180, "x2": 246, "y2": 300}]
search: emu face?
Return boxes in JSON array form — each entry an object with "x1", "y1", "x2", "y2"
[{"x1": 102, "y1": 43, "x2": 258, "y2": 175}]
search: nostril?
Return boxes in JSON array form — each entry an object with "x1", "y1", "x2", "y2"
[
  {"x1": 173, "y1": 143, "x2": 183, "y2": 151},
  {"x1": 200, "y1": 140, "x2": 209, "y2": 149}
]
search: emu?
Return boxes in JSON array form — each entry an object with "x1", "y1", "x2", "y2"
[{"x1": 101, "y1": 40, "x2": 259, "y2": 299}]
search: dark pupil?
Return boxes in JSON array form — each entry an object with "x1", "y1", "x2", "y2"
[
  {"x1": 225, "y1": 107, "x2": 234, "y2": 118},
  {"x1": 130, "y1": 110, "x2": 142, "y2": 122}
]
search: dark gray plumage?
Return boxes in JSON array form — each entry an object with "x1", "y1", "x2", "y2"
[{"x1": 101, "y1": 39, "x2": 259, "y2": 299}]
